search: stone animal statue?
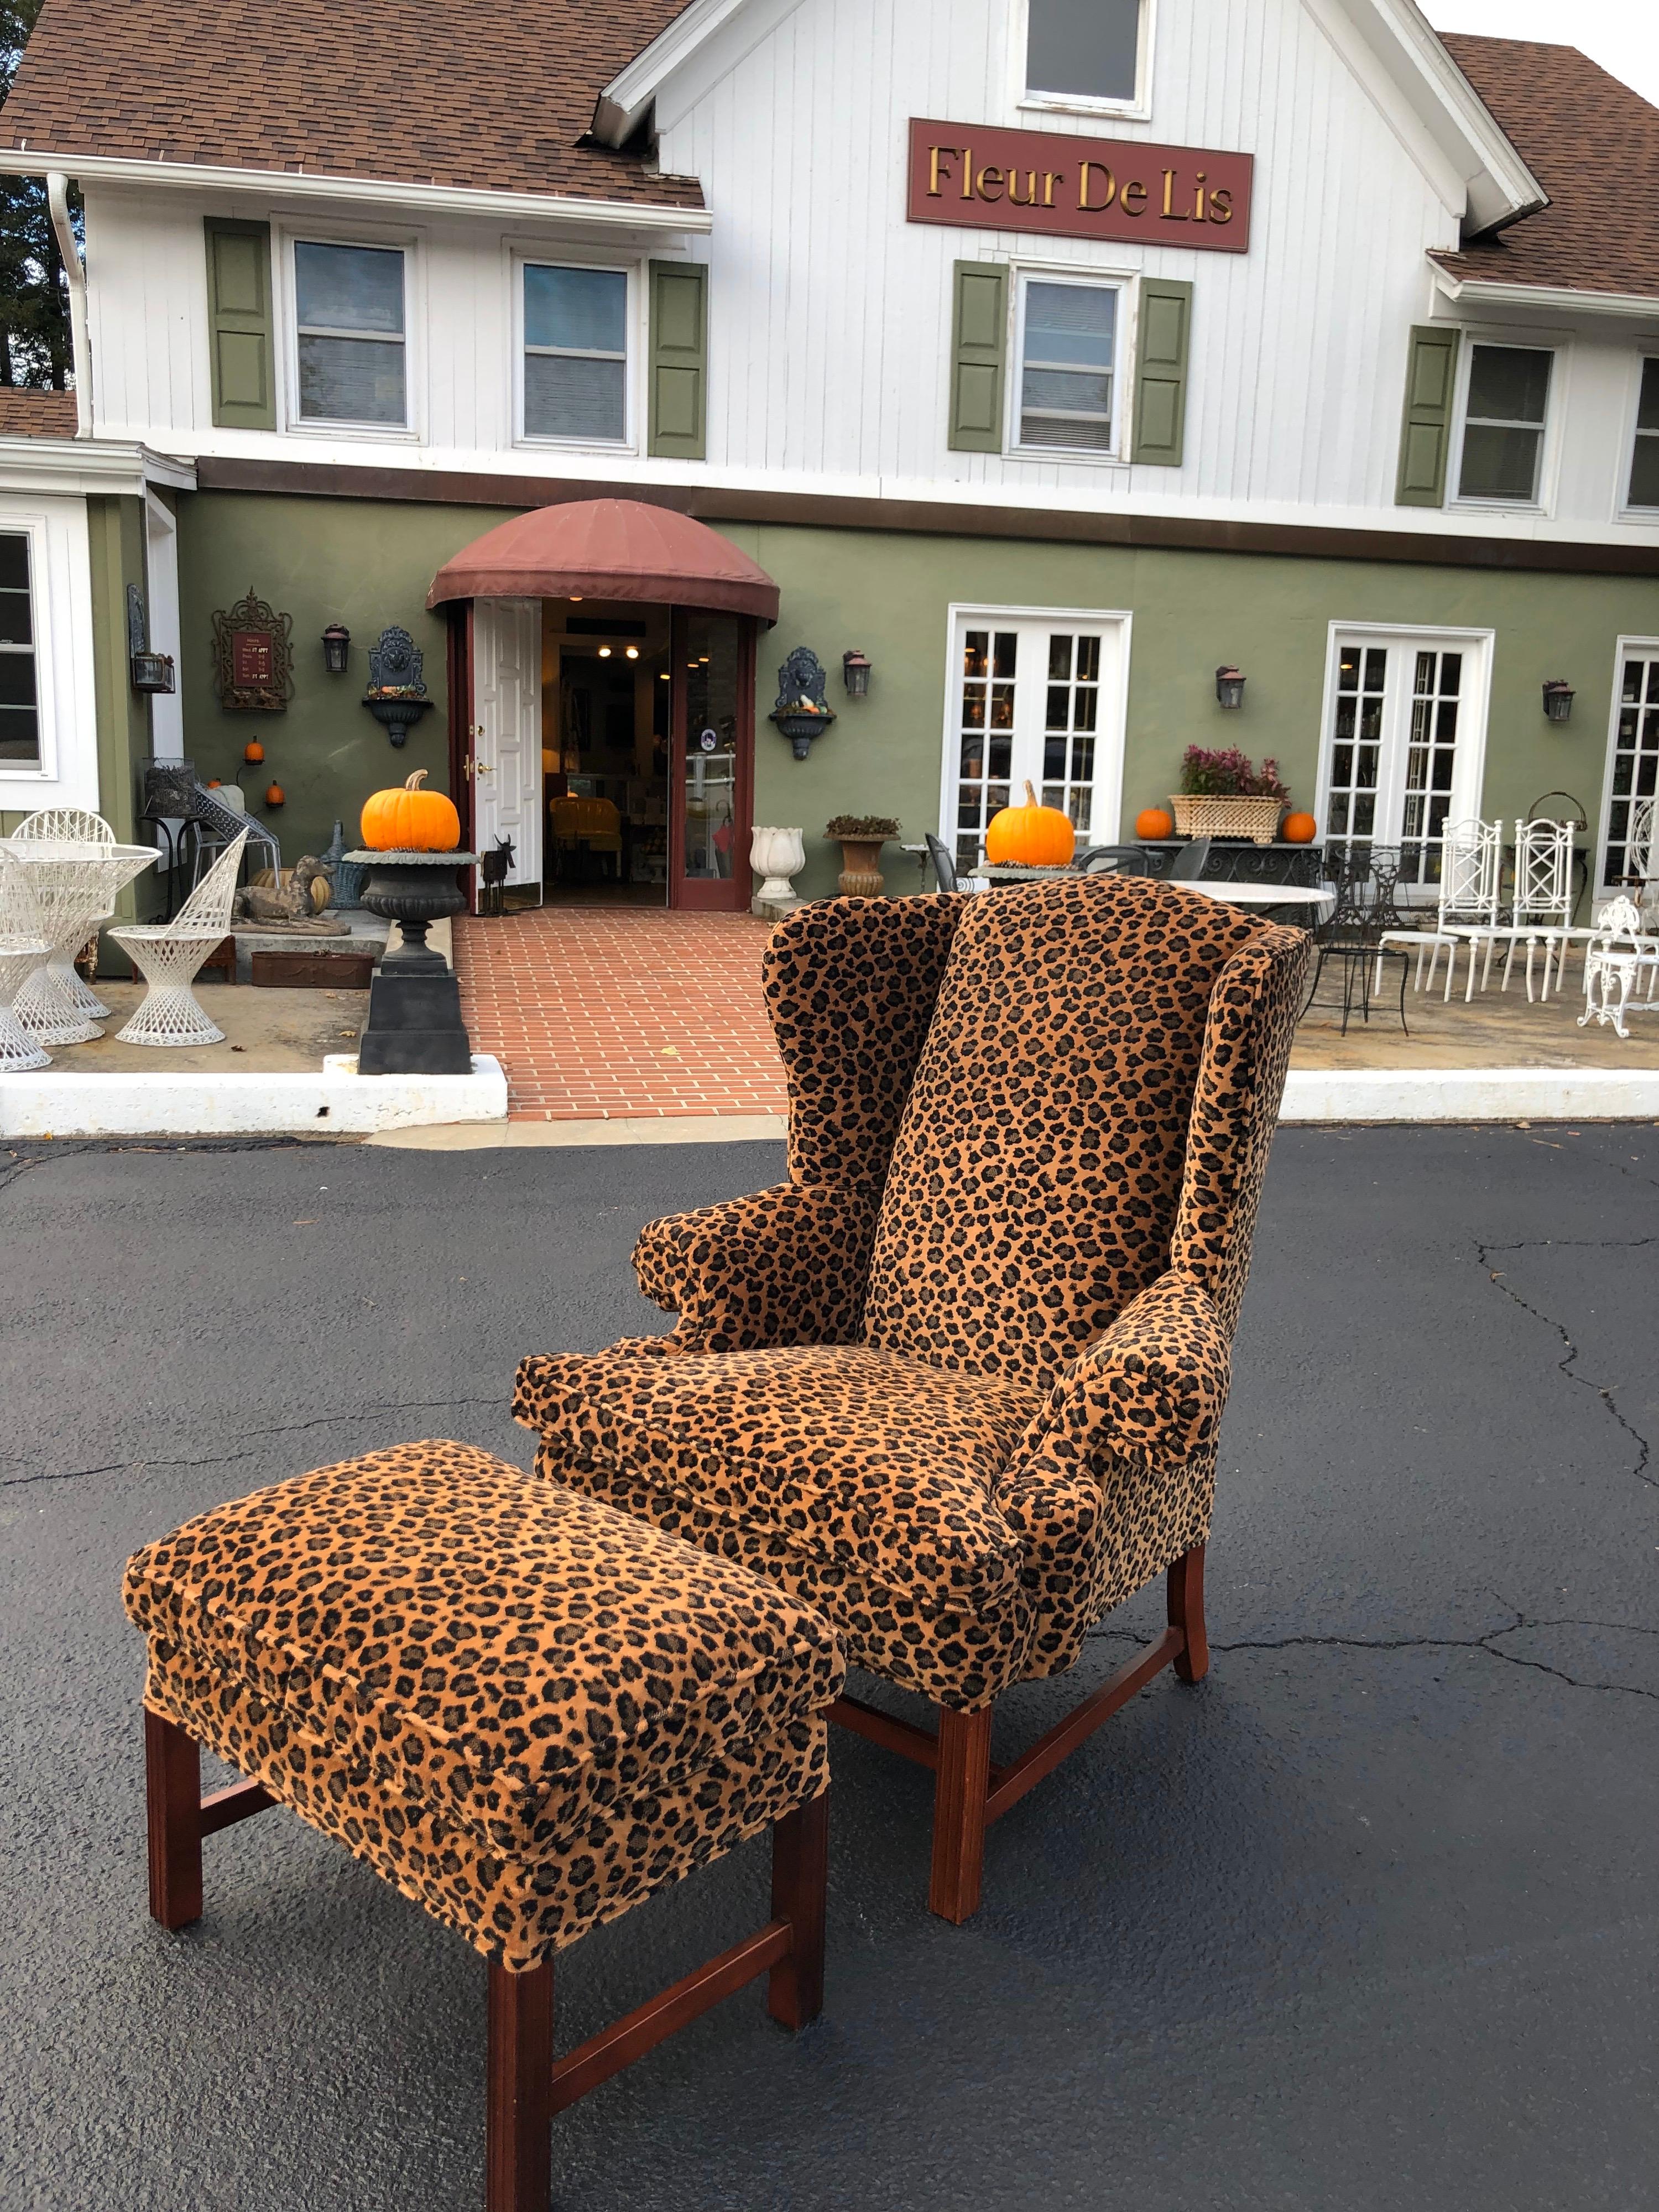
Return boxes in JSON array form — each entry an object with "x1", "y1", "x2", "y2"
[
  {"x1": 478, "y1": 836, "x2": 515, "y2": 917},
  {"x1": 232, "y1": 854, "x2": 334, "y2": 930}
]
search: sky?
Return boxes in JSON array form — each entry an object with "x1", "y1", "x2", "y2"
[{"x1": 1422, "y1": 0, "x2": 1659, "y2": 108}]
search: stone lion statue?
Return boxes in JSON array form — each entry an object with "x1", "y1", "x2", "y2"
[{"x1": 232, "y1": 854, "x2": 335, "y2": 930}]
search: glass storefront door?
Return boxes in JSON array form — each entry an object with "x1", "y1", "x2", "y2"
[{"x1": 671, "y1": 608, "x2": 755, "y2": 910}]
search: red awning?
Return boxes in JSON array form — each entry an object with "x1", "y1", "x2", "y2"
[{"x1": 426, "y1": 497, "x2": 779, "y2": 622}]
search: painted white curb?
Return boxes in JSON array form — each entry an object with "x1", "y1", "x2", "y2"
[
  {"x1": 0, "y1": 1054, "x2": 508, "y2": 1138},
  {"x1": 1281, "y1": 1066, "x2": 1659, "y2": 1122}
]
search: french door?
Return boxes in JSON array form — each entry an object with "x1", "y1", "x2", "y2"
[
  {"x1": 945, "y1": 609, "x2": 1126, "y2": 876},
  {"x1": 1600, "y1": 646, "x2": 1659, "y2": 892},
  {"x1": 467, "y1": 598, "x2": 542, "y2": 907},
  {"x1": 1317, "y1": 630, "x2": 1489, "y2": 891}
]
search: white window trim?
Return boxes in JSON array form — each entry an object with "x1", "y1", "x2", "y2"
[
  {"x1": 1312, "y1": 621, "x2": 1495, "y2": 899},
  {"x1": 1014, "y1": 0, "x2": 1155, "y2": 122},
  {"x1": 1448, "y1": 330, "x2": 1567, "y2": 518},
  {"x1": 0, "y1": 499, "x2": 97, "y2": 807},
  {"x1": 1594, "y1": 633, "x2": 1659, "y2": 892},
  {"x1": 937, "y1": 601, "x2": 1133, "y2": 859},
  {"x1": 1007, "y1": 265, "x2": 1130, "y2": 465},
  {"x1": 1616, "y1": 355, "x2": 1659, "y2": 520},
  {"x1": 509, "y1": 246, "x2": 640, "y2": 455},
  {"x1": 144, "y1": 492, "x2": 185, "y2": 764},
  {"x1": 276, "y1": 221, "x2": 422, "y2": 442}
]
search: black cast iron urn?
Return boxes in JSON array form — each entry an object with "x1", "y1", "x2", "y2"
[{"x1": 346, "y1": 848, "x2": 478, "y2": 1075}]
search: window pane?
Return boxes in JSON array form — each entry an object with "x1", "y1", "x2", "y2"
[
  {"x1": 1637, "y1": 359, "x2": 1659, "y2": 434},
  {"x1": 1048, "y1": 634, "x2": 1072, "y2": 680},
  {"x1": 1466, "y1": 345, "x2": 1551, "y2": 426},
  {"x1": 0, "y1": 533, "x2": 28, "y2": 591},
  {"x1": 298, "y1": 333, "x2": 406, "y2": 424},
  {"x1": 1026, "y1": 0, "x2": 1139, "y2": 99},
  {"x1": 1629, "y1": 432, "x2": 1659, "y2": 508},
  {"x1": 525, "y1": 265, "x2": 627, "y2": 356},
  {"x1": 1459, "y1": 422, "x2": 1540, "y2": 501},
  {"x1": 0, "y1": 651, "x2": 36, "y2": 706},
  {"x1": 964, "y1": 630, "x2": 988, "y2": 678},
  {"x1": 295, "y1": 243, "x2": 404, "y2": 335},
  {"x1": 0, "y1": 588, "x2": 32, "y2": 648},
  {"x1": 0, "y1": 705, "x2": 37, "y2": 761},
  {"x1": 525, "y1": 353, "x2": 625, "y2": 441},
  {"x1": 1024, "y1": 282, "x2": 1116, "y2": 369}
]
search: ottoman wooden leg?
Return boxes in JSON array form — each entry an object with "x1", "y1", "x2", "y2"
[
  {"x1": 487, "y1": 1960, "x2": 554, "y2": 2212},
  {"x1": 144, "y1": 1708, "x2": 203, "y2": 1931},
  {"x1": 767, "y1": 1789, "x2": 829, "y2": 2030}
]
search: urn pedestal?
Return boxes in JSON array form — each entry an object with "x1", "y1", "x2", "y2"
[{"x1": 346, "y1": 849, "x2": 477, "y2": 1075}]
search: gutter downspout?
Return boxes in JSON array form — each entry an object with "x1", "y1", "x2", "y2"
[{"x1": 46, "y1": 173, "x2": 91, "y2": 438}]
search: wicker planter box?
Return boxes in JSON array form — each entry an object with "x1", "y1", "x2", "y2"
[{"x1": 1169, "y1": 794, "x2": 1287, "y2": 846}]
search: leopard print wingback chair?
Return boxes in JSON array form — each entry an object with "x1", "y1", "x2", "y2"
[{"x1": 516, "y1": 876, "x2": 1311, "y2": 1921}]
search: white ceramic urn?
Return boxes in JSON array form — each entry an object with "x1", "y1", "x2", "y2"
[{"x1": 750, "y1": 825, "x2": 806, "y2": 902}]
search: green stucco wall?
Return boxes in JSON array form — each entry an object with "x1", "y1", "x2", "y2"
[{"x1": 170, "y1": 489, "x2": 1659, "y2": 902}]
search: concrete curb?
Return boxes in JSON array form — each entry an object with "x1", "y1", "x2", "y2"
[
  {"x1": 0, "y1": 1054, "x2": 508, "y2": 1138},
  {"x1": 1280, "y1": 1066, "x2": 1659, "y2": 1121}
]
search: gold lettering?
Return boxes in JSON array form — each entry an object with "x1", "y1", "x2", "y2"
[
  {"x1": 977, "y1": 164, "x2": 1005, "y2": 202},
  {"x1": 1122, "y1": 178, "x2": 1148, "y2": 216},
  {"x1": 927, "y1": 145, "x2": 961, "y2": 198},
  {"x1": 1208, "y1": 185, "x2": 1233, "y2": 223},
  {"x1": 961, "y1": 145, "x2": 974, "y2": 200},
  {"x1": 1079, "y1": 160, "x2": 1116, "y2": 212},
  {"x1": 1042, "y1": 170, "x2": 1063, "y2": 206},
  {"x1": 1161, "y1": 169, "x2": 1189, "y2": 221},
  {"x1": 1008, "y1": 168, "x2": 1037, "y2": 206},
  {"x1": 1193, "y1": 169, "x2": 1207, "y2": 222}
]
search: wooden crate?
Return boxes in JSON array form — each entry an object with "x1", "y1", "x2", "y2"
[{"x1": 249, "y1": 948, "x2": 375, "y2": 990}]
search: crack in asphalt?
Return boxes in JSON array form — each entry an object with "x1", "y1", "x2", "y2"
[{"x1": 1474, "y1": 1234, "x2": 1656, "y2": 1490}]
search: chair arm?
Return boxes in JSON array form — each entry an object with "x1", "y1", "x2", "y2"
[{"x1": 633, "y1": 1180, "x2": 884, "y2": 1352}]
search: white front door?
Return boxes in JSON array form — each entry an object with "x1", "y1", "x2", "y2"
[
  {"x1": 1316, "y1": 628, "x2": 1492, "y2": 894},
  {"x1": 472, "y1": 598, "x2": 542, "y2": 895},
  {"x1": 942, "y1": 607, "x2": 1129, "y2": 877}
]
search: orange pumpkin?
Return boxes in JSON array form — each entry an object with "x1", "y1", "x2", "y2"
[
  {"x1": 243, "y1": 739, "x2": 265, "y2": 765},
  {"x1": 1282, "y1": 811, "x2": 1318, "y2": 845},
  {"x1": 264, "y1": 781, "x2": 285, "y2": 807},
  {"x1": 985, "y1": 780, "x2": 1076, "y2": 868},
  {"x1": 361, "y1": 768, "x2": 461, "y2": 853},
  {"x1": 1135, "y1": 806, "x2": 1175, "y2": 841}
]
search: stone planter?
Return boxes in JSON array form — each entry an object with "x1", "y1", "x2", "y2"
[
  {"x1": 750, "y1": 826, "x2": 806, "y2": 905},
  {"x1": 835, "y1": 837, "x2": 888, "y2": 896}
]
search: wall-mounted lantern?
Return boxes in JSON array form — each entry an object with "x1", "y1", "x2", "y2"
[
  {"x1": 126, "y1": 582, "x2": 175, "y2": 693},
  {"x1": 1215, "y1": 665, "x2": 1246, "y2": 710},
  {"x1": 842, "y1": 648, "x2": 872, "y2": 698},
  {"x1": 321, "y1": 623, "x2": 351, "y2": 675},
  {"x1": 1541, "y1": 679, "x2": 1575, "y2": 724}
]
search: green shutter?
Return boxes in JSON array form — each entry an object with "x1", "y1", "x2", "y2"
[
  {"x1": 648, "y1": 260, "x2": 707, "y2": 461},
  {"x1": 1395, "y1": 326, "x2": 1460, "y2": 507},
  {"x1": 1131, "y1": 279, "x2": 1193, "y2": 467},
  {"x1": 948, "y1": 262, "x2": 1008, "y2": 452},
  {"x1": 204, "y1": 218, "x2": 275, "y2": 430}
]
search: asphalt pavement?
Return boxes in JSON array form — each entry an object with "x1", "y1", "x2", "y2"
[{"x1": 1, "y1": 1125, "x2": 1655, "y2": 2212}]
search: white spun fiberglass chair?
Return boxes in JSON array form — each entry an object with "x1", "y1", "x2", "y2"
[
  {"x1": 9, "y1": 807, "x2": 119, "y2": 1043},
  {"x1": 1373, "y1": 817, "x2": 1500, "y2": 1001},
  {"x1": 0, "y1": 849, "x2": 52, "y2": 1072},
  {"x1": 111, "y1": 831, "x2": 247, "y2": 1047},
  {"x1": 1578, "y1": 895, "x2": 1659, "y2": 1041}
]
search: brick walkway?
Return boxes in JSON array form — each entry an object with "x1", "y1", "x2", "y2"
[{"x1": 453, "y1": 905, "x2": 786, "y2": 1120}]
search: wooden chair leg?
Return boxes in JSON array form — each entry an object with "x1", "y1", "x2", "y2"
[
  {"x1": 1168, "y1": 1544, "x2": 1209, "y2": 1684},
  {"x1": 144, "y1": 1708, "x2": 203, "y2": 1931},
  {"x1": 767, "y1": 1789, "x2": 829, "y2": 2029},
  {"x1": 928, "y1": 1705, "x2": 994, "y2": 1924},
  {"x1": 486, "y1": 1959, "x2": 554, "y2": 2212}
]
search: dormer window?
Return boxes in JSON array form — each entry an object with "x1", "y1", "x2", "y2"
[{"x1": 1025, "y1": 0, "x2": 1145, "y2": 108}]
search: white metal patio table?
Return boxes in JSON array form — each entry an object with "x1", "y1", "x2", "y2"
[{"x1": 2, "y1": 838, "x2": 160, "y2": 1045}]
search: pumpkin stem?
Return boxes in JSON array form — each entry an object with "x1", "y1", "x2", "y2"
[
  {"x1": 1024, "y1": 780, "x2": 1038, "y2": 807},
  {"x1": 405, "y1": 770, "x2": 427, "y2": 791}
]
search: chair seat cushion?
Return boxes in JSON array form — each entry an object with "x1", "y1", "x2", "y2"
[{"x1": 124, "y1": 1442, "x2": 842, "y2": 1965}]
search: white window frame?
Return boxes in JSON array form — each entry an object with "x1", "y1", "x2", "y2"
[
  {"x1": 1008, "y1": 267, "x2": 1128, "y2": 463},
  {"x1": 1618, "y1": 356, "x2": 1659, "y2": 517},
  {"x1": 1312, "y1": 622, "x2": 1495, "y2": 899},
  {"x1": 278, "y1": 222, "x2": 421, "y2": 441},
  {"x1": 1015, "y1": 0, "x2": 1154, "y2": 122},
  {"x1": 1448, "y1": 332, "x2": 1564, "y2": 516},
  {"x1": 511, "y1": 249, "x2": 639, "y2": 454},
  {"x1": 0, "y1": 498, "x2": 97, "y2": 807},
  {"x1": 1594, "y1": 634, "x2": 1659, "y2": 893},
  {"x1": 937, "y1": 601, "x2": 1133, "y2": 868}
]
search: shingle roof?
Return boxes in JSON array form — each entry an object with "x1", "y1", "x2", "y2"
[
  {"x1": 1437, "y1": 36, "x2": 1659, "y2": 299},
  {"x1": 0, "y1": 0, "x2": 703, "y2": 208},
  {"x1": 0, "y1": 388, "x2": 76, "y2": 436}
]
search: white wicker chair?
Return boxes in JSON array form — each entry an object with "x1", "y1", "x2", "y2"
[
  {"x1": 110, "y1": 831, "x2": 247, "y2": 1048},
  {"x1": 9, "y1": 807, "x2": 119, "y2": 1044},
  {"x1": 0, "y1": 849, "x2": 52, "y2": 1072}
]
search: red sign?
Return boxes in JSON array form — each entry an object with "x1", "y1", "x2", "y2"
[
  {"x1": 906, "y1": 118, "x2": 1252, "y2": 253},
  {"x1": 231, "y1": 630, "x2": 275, "y2": 688}
]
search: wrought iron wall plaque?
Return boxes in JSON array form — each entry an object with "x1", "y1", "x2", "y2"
[{"x1": 211, "y1": 586, "x2": 295, "y2": 712}]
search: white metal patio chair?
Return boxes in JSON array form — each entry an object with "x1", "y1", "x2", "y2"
[
  {"x1": 1373, "y1": 817, "x2": 1500, "y2": 1001},
  {"x1": 1577, "y1": 895, "x2": 1659, "y2": 1041},
  {"x1": 1480, "y1": 816, "x2": 1575, "y2": 1001},
  {"x1": 109, "y1": 831, "x2": 247, "y2": 1047},
  {"x1": 8, "y1": 806, "x2": 119, "y2": 1042},
  {"x1": 0, "y1": 849, "x2": 52, "y2": 1072}
]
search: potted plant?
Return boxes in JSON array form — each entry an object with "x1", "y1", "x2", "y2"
[
  {"x1": 825, "y1": 813, "x2": 899, "y2": 895},
  {"x1": 1171, "y1": 747, "x2": 1291, "y2": 846}
]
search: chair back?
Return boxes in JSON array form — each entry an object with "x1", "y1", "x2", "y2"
[
  {"x1": 12, "y1": 807, "x2": 116, "y2": 846},
  {"x1": 173, "y1": 830, "x2": 248, "y2": 932},
  {"x1": 858, "y1": 875, "x2": 1308, "y2": 1385},
  {"x1": 1074, "y1": 844, "x2": 1156, "y2": 877},
  {"x1": 0, "y1": 847, "x2": 45, "y2": 942},
  {"x1": 924, "y1": 833, "x2": 959, "y2": 894},
  {"x1": 1510, "y1": 817, "x2": 1572, "y2": 928},
  {"x1": 1589, "y1": 894, "x2": 1645, "y2": 948},
  {"x1": 1169, "y1": 838, "x2": 1212, "y2": 881},
  {"x1": 1435, "y1": 818, "x2": 1501, "y2": 926},
  {"x1": 1629, "y1": 797, "x2": 1657, "y2": 926}
]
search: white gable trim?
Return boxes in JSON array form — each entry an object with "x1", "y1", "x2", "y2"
[
  {"x1": 594, "y1": 0, "x2": 811, "y2": 144},
  {"x1": 1431, "y1": 265, "x2": 1659, "y2": 325}
]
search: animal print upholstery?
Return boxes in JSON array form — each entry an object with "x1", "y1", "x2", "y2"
[
  {"x1": 517, "y1": 880, "x2": 1311, "y2": 1710},
  {"x1": 123, "y1": 1442, "x2": 843, "y2": 1972}
]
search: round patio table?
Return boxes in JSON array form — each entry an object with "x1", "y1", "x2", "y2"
[
  {"x1": 978, "y1": 862, "x2": 1332, "y2": 921},
  {"x1": 2, "y1": 838, "x2": 160, "y2": 1045}
]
